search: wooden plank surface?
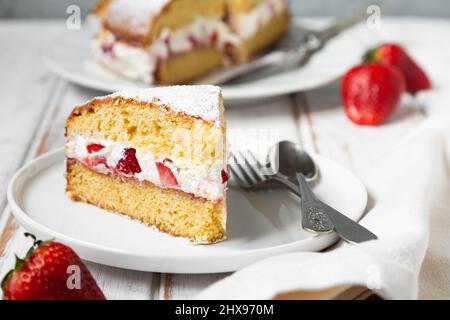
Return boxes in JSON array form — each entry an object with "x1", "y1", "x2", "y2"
[
  {"x1": 0, "y1": 18, "x2": 449, "y2": 299},
  {"x1": 0, "y1": 21, "x2": 64, "y2": 213}
]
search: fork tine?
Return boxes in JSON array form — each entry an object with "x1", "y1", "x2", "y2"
[
  {"x1": 229, "y1": 153, "x2": 254, "y2": 186},
  {"x1": 239, "y1": 150, "x2": 264, "y2": 183},
  {"x1": 247, "y1": 148, "x2": 277, "y2": 176},
  {"x1": 228, "y1": 164, "x2": 243, "y2": 185},
  {"x1": 246, "y1": 150, "x2": 265, "y2": 170}
]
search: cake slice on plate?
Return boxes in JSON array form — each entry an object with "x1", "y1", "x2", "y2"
[
  {"x1": 227, "y1": 0, "x2": 290, "y2": 63},
  {"x1": 65, "y1": 85, "x2": 228, "y2": 244}
]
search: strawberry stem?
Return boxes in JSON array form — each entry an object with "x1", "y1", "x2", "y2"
[
  {"x1": 363, "y1": 47, "x2": 377, "y2": 64},
  {"x1": 24, "y1": 232, "x2": 43, "y2": 247}
]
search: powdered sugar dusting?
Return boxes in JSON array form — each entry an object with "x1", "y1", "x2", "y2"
[
  {"x1": 106, "y1": 0, "x2": 171, "y2": 37},
  {"x1": 109, "y1": 85, "x2": 222, "y2": 122}
]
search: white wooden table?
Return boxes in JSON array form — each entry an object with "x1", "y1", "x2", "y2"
[{"x1": 0, "y1": 18, "x2": 449, "y2": 300}]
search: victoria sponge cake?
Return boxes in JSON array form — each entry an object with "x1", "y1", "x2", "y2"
[
  {"x1": 90, "y1": 0, "x2": 289, "y2": 84},
  {"x1": 65, "y1": 85, "x2": 228, "y2": 244}
]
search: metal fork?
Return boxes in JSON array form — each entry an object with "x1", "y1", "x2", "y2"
[
  {"x1": 229, "y1": 150, "x2": 378, "y2": 243},
  {"x1": 229, "y1": 150, "x2": 334, "y2": 234}
]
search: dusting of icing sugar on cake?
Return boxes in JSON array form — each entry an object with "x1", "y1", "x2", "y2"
[
  {"x1": 109, "y1": 85, "x2": 222, "y2": 122},
  {"x1": 106, "y1": 0, "x2": 171, "y2": 36}
]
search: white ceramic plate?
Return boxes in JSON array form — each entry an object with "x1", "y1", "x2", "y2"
[
  {"x1": 45, "y1": 20, "x2": 366, "y2": 101},
  {"x1": 8, "y1": 148, "x2": 367, "y2": 274}
]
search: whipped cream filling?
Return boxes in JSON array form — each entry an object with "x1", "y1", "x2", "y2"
[
  {"x1": 92, "y1": 37, "x2": 154, "y2": 83},
  {"x1": 92, "y1": 18, "x2": 241, "y2": 83},
  {"x1": 65, "y1": 136, "x2": 227, "y2": 202},
  {"x1": 230, "y1": 0, "x2": 287, "y2": 39}
]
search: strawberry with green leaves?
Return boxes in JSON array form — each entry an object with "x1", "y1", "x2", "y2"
[
  {"x1": 364, "y1": 43, "x2": 431, "y2": 94},
  {"x1": 1, "y1": 233, "x2": 105, "y2": 300}
]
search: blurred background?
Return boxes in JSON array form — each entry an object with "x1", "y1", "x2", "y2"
[{"x1": 1, "y1": 0, "x2": 450, "y2": 19}]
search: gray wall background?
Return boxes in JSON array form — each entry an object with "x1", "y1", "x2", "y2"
[{"x1": 0, "y1": 0, "x2": 450, "y2": 19}]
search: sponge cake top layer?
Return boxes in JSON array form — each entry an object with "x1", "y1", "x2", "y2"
[
  {"x1": 105, "y1": 0, "x2": 171, "y2": 40},
  {"x1": 101, "y1": 0, "x2": 227, "y2": 46},
  {"x1": 111, "y1": 85, "x2": 221, "y2": 122},
  {"x1": 75, "y1": 85, "x2": 222, "y2": 123}
]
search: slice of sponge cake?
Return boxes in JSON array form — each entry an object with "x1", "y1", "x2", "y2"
[{"x1": 65, "y1": 85, "x2": 228, "y2": 244}]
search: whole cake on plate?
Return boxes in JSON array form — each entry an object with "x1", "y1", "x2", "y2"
[
  {"x1": 65, "y1": 85, "x2": 228, "y2": 244},
  {"x1": 90, "y1": 0, "x2": 289, "y2": 84}
]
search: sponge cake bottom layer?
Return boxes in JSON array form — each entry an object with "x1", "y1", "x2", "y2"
[{"x1": 66, "y1": 159, "x2": 227, "y2": 244}]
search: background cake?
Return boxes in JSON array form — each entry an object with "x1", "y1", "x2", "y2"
[
  {"x1": 91, "y1": 0, "x2": 289, "y2": 84},
  {"x1": 92, "y1": 0, "x2": 238, "y2": 84},
  {"x1": 65, "y1": 85, "x2": 228, "y2": 244},
  {"x1": 227, "y1": 0, "x2": 290, "y2": 62}
]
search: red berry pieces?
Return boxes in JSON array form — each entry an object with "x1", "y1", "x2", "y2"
[
  {"x1": 224, "y1": 41, "x2": 234, "y2": 50},
  {"x1": 101, "y1": 43, "x2": 113, "y2": 54},
  {"x1": 156, "y1": 162, "x2": 179, "y2": 187},
  {"x1": 221, "y1": 169, "x2": 229, "y2": 184},
  {"x1": 188, "y1": 35, "x2": 199, "y2": 48},
  {"x1": 116, "y1": 148, "x2": 141, "y2": 175},
  {"x1": 86, "y1": 143, "x2": 105, "y2": 154},
  {"x1": 88, "y1": 156, "x2": 107, "y2": 168},
  {"x1": 210, "y1": 31, "x2": 218, "y2": 46}
]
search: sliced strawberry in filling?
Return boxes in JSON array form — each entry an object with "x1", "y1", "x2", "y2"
[
  {"x1": 221, "y1": 169, "x2": 229, "y2": 184},
  {"x1": 88, "y1": 156, "x2": 107, "y2": 168},
  {"x1": 224, "y1": 41, "x2": 234, "y2": 50},
  {"x1": 87, "y1": 143, "x2": 105, "y2": 154},
  {"x1": 101, "y1": 43, "x2": 114, "y2": 54},
  {"x1": 268, "y1": 2, "x2": 277, "y2": 15},
  {"x1": 85, "y1": 144, "x2": 107, "y2": 168},
  {"x1": 116, "y1": 148, "x2": 142, "y2": 175},
  {"x1": 188, "y1": 35, "x2": 199, "y2": 48},
  {"x1": 209, "y1": 31, "x2": 218, "y2": 46},
  {"x1": 156, "y1": 162, "x2": 179, "y2": 187}
]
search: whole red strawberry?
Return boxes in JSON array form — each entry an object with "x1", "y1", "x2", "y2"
[
  {"x1": 1, "y1": 233, "x2": 105, "y2": 300},
  {"x1": 364, "y1": 43, "x2": 431, "y2": 94},
  {"x1": 341, "y1": 64, "x2": 406, "y2": 125}
]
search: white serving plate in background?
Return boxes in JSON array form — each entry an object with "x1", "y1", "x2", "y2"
[{"x1": 45, "y1": 18, "x2": 368, "y2": 101}]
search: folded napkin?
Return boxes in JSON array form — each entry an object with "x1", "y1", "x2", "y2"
[{"x1": 197, "y1": 117, "x2": 450, "y2": 300}]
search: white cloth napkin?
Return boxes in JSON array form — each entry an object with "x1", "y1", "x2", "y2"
[{"x1": 197, "y1": 117, "x2": 450, "y2": 300}]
